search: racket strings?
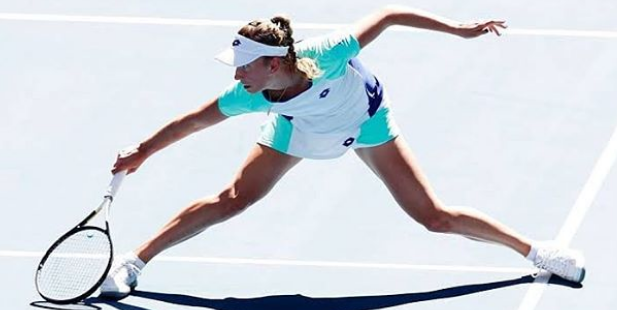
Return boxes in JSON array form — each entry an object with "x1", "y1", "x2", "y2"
[{"x1": 37, "y1": 229, "x2": 112, "y2": 301}]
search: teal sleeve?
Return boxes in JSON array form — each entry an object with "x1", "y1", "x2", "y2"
[
  {"x1": 217, "y1": 82, "x2": 272, "y2": 117},
  {"x1": 297, "y1": 31, "x2": 361, "y2": 80}
]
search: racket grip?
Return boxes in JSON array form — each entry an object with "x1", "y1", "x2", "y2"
[{"x1": 106, "y1": 170, "x2": 127, "y2": 199}]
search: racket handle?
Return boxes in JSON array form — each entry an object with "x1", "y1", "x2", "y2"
[{"x1": 106, "y1": 170, "x2": 127, "y2": 199}]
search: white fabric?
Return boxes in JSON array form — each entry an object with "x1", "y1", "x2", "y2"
[
  {"x1": 215, "y1": 35, "x2": 289, "y2": 67},
  {"x1": 269, "y1": 64, "x2": 381, "y2": 134}
]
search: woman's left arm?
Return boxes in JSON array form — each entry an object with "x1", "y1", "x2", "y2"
[{"x1": 354, "y1": 5, "x2": 507, "y2": 48}]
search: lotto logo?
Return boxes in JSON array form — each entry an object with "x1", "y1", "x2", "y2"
[
  {"x1": 319, "y1": 88, "x2": 330, "y2": 99},
  {"x1": 232, "y1": 39, "x2": 241, "y2": 46},
  {"x1": 343, "y1": 137, "x2": 355, "y2": 147}
]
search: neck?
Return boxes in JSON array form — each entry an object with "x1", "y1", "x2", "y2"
[{"x1": 266, "y1": 71, "x2": 310, "y2": 102}]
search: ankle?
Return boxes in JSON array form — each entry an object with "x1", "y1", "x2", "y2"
[
  {"x1": 525, "y1": 243, "x2": 539, "y2": 262},
  {"x1": 126, "y1": 252, "x2": 147, "y2": 270}
]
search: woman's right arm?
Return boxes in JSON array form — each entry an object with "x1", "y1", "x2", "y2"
[
  {"x1": 112, "y1": 97, "x2": 228, "y2": 174},
  {"x1": 354, "y1": 5, "x2": 506, "y2": 49}
]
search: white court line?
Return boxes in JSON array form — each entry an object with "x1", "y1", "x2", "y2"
[
  {"x1": 1, "y1": 13, "x2": 617, "y2": 39},
  {"x1": 1, "y1": 250, "x2": 534, "y2": 274},
  {"x1": 518, "y1": 121, "x2": 617, "y2": 310}
]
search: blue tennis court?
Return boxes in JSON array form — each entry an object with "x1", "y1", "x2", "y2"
[{"x1": 1, "y1": 1, "x2": 616, "y2": 309}]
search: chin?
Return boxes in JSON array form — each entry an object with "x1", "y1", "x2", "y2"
[{"x1": 243, "y1": 85, "x2": 260, "y2": 94}]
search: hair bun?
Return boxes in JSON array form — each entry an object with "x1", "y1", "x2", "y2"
[{"x1": 270, "y1": 15, "x2": 291, "y2": 31}]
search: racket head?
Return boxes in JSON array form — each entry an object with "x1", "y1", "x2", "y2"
[{"x1": 35, "y1": 226, "x2": 113, "y2": 304}]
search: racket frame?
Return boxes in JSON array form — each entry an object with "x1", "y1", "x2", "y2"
[{"x1": 35, "y1": 171, "x2": 125, "y2": 304}]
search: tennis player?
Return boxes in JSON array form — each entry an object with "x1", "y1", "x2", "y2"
[{"x1": 101, "y1": 5, "x2": 585, "y2": 299}]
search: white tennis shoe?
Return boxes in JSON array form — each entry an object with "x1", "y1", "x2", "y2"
[
  {"x1": 98, "y1": 254, "x2": 143, "y2": 300},
  {"x1": 533, "y1": 246, "x2": 585, "y2": 283}
]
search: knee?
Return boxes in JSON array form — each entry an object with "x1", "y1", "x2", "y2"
[
  {"x1": 217, "y1": 185, "x2": 264, "y2": 213},
  {"x1": 418, "y1": 208, "x2": 456, "y2": 233}
]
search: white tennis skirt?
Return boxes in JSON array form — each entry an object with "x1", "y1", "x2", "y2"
[{"x1": 257, "y1": 105, "x2": 400, "y2": 159}]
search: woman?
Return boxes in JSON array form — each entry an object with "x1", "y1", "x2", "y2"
[{"x1": 101, "y1": 5, "x2": 585, "y2": 299}]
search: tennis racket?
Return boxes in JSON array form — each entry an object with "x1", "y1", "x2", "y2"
[{"x1": 35, "y1": 170, "x2": 127, "y2": 304}]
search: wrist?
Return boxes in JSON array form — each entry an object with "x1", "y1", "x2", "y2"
[{"x1": 449, "y1": 24, "x2": 465, "y2": 37}]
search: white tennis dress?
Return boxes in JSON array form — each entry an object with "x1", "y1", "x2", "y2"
[{"x1": 217, "y1": 31, "x2": 400, "y2": 159}]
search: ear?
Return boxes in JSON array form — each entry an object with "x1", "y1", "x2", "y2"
[{"x1": 268, "y1": 57, "x2": 281, "y2": 73}]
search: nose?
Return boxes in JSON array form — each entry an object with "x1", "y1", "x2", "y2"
[{"x1": 234, "y1": 67, "x2": 244, "y2": 80}]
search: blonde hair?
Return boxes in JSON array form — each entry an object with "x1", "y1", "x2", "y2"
[{"x1": 238, "y1": 15, "x2": 321, "y2": 80}]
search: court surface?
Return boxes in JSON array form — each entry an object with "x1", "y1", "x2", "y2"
[{"x1": 1, "y1": 1, "x2": 616, "y2": 309}]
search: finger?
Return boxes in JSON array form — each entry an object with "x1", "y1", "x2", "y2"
[
  {"x1": 112, "y1": 164, "x2": 122, "y2": 174},
  {"x1": 484, "y1": 24, "x2": 502, "y2": 36},
  {"x1": 486, "y1": 27, "x2": 500, "y2": 36},
  {"x1": 490, "y1": 23, "x2": 507, "y2": 31},
  {"x1": 112, "y1": 157, "x2": 128, "y2": 172},
  {"x1": 480, "y1": 21, "x2": 504, "y2": 28},
  {"x1": 486, "y1": 20, "x2": 506, "y2": 25},
  {"x1": 119, "y1": 144, "x2": 139, "y2": 158},
  {"x1": 488, "y1": 21, "x2": 507, "y2": 29},
  {"x1": 489, "y1": 24, "x2": 503, "y2": 36}
]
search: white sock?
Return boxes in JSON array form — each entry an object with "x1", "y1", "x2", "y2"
[
  {"x1": 525, "y1": 244, "x2": 539, "y2": 262},
  {"x1": 126, "y1": 252, "x2": 146, "y2": 270}
]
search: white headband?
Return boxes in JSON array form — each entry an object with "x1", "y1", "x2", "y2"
[{"x1": 215, "y1": 35, "x2": 289, "y2": 67}]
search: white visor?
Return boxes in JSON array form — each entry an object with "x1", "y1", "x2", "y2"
[{"x1": 215, "y1": 35, "x2": 289, "y2": 67}]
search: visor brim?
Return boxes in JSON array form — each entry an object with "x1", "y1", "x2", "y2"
[{"x1": 214, "y1": 48, "x2": 261, "y2": 67}]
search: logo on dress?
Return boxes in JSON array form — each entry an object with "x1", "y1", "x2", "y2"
[
  {"x1": 232, "y1": 39, "x2": 241, "y2": 47},
  {"x1": 319, "y1": 88, "x2": 330, "y2": 99},
  {"x1": 366, "y1": 87, "x2": 377, "y2": 99},
  {"x1": 343, "y1": 137, "x2": 355, "y2": 147}
]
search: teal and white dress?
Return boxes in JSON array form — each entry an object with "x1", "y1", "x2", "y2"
[{"x1": 217, "y1": 31, "x2": 400, "y2": 159}]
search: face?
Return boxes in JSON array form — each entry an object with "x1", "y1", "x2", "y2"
[{"x1": 234, "y1": 57, "x2": 277, "y2": 93}]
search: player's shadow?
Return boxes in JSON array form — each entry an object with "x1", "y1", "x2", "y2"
[{"x1": 86, "y1": 275, "x2": 581, "y2": 310}]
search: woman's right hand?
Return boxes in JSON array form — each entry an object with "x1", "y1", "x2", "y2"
[
  {"x1": 112, "y1": 144, "x2": 149, "y2": 175},
  {"x1": 456, "y1": 20, "x2": 507, "y2": 39}
]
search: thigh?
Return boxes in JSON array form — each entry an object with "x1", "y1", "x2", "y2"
[
  {"x1": 227, "y1": 143, "x2": 302, "y2": 201},
  {"x1": 354, "y1": 136, "x2": 443, "y2": 218}
]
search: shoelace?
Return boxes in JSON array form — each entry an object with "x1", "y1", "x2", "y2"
[
  {"x1": 108, "y1": 260, "x2": 142, "y2": 280},
  {"x1": 534, "y1": 250, "x2": 572, "y2": 276}
]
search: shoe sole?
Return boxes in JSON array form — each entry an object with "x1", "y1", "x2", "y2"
[
  {"x1": 578, "y1": 267, "x2": 586, "y2": 283},
  {"x1": 99, "y1": 282, "x2": 137, "y2": 301}
]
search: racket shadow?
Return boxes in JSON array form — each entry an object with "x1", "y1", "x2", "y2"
[
  {"x1": 89, "y1": 275, "x2": 581, "y2": 310},
  {"x1": 30, "y1": 301, "x2": 101, "y2": 310}
]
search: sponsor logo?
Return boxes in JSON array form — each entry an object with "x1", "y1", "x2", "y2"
[
  {"x1": 365, "y1": 78, "x2": 381, "y2": 99},
  {"x1": 366, "y1": 88, "x2": 376, "y2": 99},
  {"x1": 343, "y1": 137, "x2": 355, "y2": 147}
]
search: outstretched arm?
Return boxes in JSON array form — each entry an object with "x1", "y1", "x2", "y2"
[
  {"x1": 354, "y1": 5, "x2": 507, "y2": 48},
  {"x1": 112, "y1": 98, "x2": 228, "y2": 174}
]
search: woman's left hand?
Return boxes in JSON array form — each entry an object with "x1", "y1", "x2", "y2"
[{"x1": 456, "y1": 20, "x2": 507, "y2": 39}]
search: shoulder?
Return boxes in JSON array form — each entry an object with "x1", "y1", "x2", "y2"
[
  {"x1": 296, "y1": 31, "x2": 361, "y2": 80},
  {"x1": 217, "y1": 82, "x2": 271, "y2": 117},
  {"x1": 296, "y1": 31, "x2": 360, "y2": 57}
]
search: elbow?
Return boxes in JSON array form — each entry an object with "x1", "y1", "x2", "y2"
[
  {"x1": 380, "y1": 4, "x2": 416, "y2": 27},
  {"x1": 379, "y1": 5, "x2": 399, "y2": 27}
]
